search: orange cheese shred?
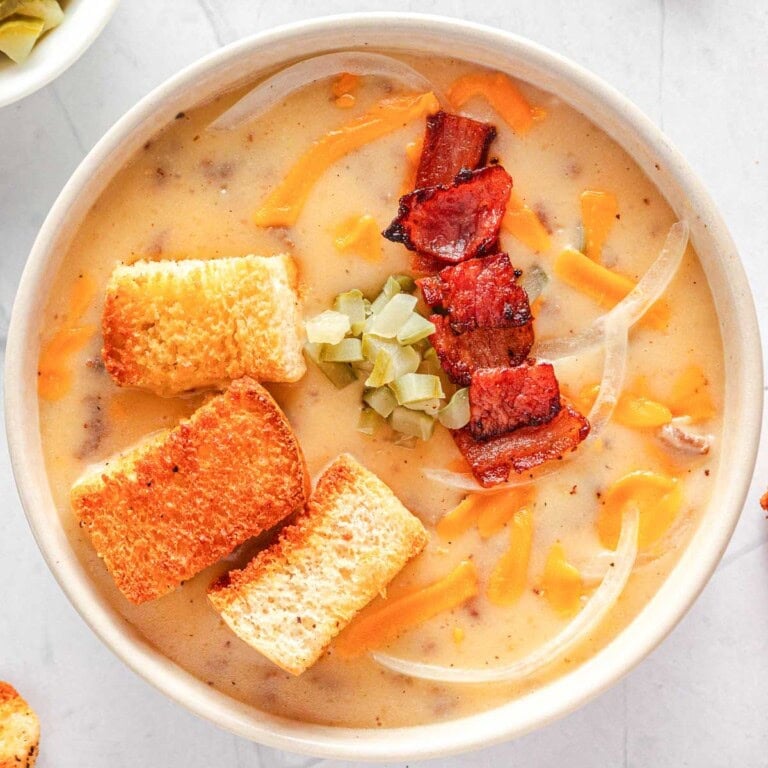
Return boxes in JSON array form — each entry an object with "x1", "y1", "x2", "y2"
[
  {"x1": 334, "y1": 560, "x2": 479, "y2": 657},
  {"x1": 38, "y1": 325, "x2": 96, "y2": 401},
  {"x1": 487, "y1": 508, "x2": 533, "y2": 606},
  {"x1": 597, "y1": 470, "x2": 683, "y2": 550},
  {"x1": 448, "y1": 72, "x2": 542, "y2": 134},
  {"x1": 554, "y1": 247, "x2": 670, "y2": 329},
  {"x1": 254, "y1": 91, "x2": 440, "y2": 227},
  {"x1": 669, "y1": 364, "x2": 716, "y2": 423},
  {"x1": 333, "y1": 214, "x2": 382, "y2": 261},
  {"x1": 502, "y1": 192, "x2": 551, "y2": 253},
  {"x1": 580, "y1": 190, "x2": 619, "y2": 262},
  {"x1": 541, "y1": 542, "x2": 584, "y2": 616},
  {"x1": 399, "y1": 137, "x2": 424, "y2": 195},
  {"x1": 38, "y1": 273, "x2": 98, "y2": 401},
  {"x1": 579, "y1": 382, "x2": 673, "y2": 429},
  {"x1": 436, "y1": 494, "x2": 485, "y2": 540},
  {"x1": 476, "y1": 486, "x2": 535, "y2": 539}
]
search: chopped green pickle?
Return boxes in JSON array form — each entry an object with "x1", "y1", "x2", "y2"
[
  {"x1": 368, "y1": 293, "x2": 418, "y2": 337},
  {"x1": 304, "y1": 343, "x2": 357, "y2": 389},
  {"x1": 390, "y1": 372, "x2": 444, "y2": 405},
  {"x1": 0, "y1": 0, "x2": 63, "y2": 63},
  {"x1": 396, "y1": 312, "x2": 436, "y2": 345},
  {"x1": 392, "y1": 274, "x2": 416, "y2": 293},
  {"x1": 357, "y1": 407, "x2": 384, "y2": 436},
  {"x1": 363, "y1": 386, "x2": 398, "y2": 418},
  {"x1": 365, "y1": 344, "x2": 420, "y2": 387},
  {"x1": 333, "y1": 289, "x2": 366, "y2": 335},
  {"x1": 370, "y1": 275, "x2": 403, "y2": 314},
  {"x1": 389, "y1": 406, "x2": 435, "y2": 441},
  {"x1": 304, "y1": 309, "x2": 350, "y2": 344},
  {"x1": 320, "y1": 337, "x2": 363, "y2": 363},
  {"x1": 307, "y1": 273, "x2": 454, "y2": 439},
  {"x1": 0, "y1": 14, "x2": 43, "y2": 63},
  {"x1": 521, "y1": 264, "x2": 549, "y2": 303}
]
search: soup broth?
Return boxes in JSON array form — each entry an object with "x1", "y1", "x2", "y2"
[{"x1": 37, "y1": 53, "x2": 723, "y2": 727}]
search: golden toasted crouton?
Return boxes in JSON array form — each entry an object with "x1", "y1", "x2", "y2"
[
  {"x1": 0, "y1": 683, "x2": 39, "y2": 768},
  {"x1": 71, "y1": 378, "x2": 310, "y2": 604},
  {"x1": 102, "y1": 254, "x2": 305, "y2": 395},
  {"x1": 208, "y1": 454, "x2": 429, "y2": 675}
]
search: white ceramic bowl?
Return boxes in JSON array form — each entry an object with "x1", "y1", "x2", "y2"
[
  {"x1": 5, "y1": 13, "x2": 763, "y2": 761},
  {"x1": 0, "y1": 0, "x2": 120, "y2": 108}
]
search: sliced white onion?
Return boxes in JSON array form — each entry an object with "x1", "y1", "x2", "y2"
[
  {"x1": 536, "y1": 221, "x2": 689, "y2": 362},
  {"x1": 372, "y1": 505, "x2": 639, "y2": 683},
  {"x1": 209, "y1": 52, "x2": 447, "y2": 131},
  {"x1": 583, "y1": 318, "x2": 627, "y2": 444},
  {"x1": 423, "y1": 316, "x2": 628, "y2": 494},
  {"x1": 578, "y1": 508, "x2": 693, "y2": 584}
]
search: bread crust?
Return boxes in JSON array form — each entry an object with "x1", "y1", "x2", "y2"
[
  {"x1": 102, "y1": 254, "x2": 306, "y2": 395},
  {"x1": 71, "y1": 378, "x2": 310, "y2": 604},
  {"x1": 0, "y1": 683, "x2": 39, "y2": 768},
  {"x1": 209, "y1": 454, "x2": 429, "y2": 675}
]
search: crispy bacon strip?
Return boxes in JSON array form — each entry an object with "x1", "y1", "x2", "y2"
[
  {"x1": 469, "y1": 364, "x2": 561, "y2": 441},
  {"x1": 383, "y1": 165, "x2": 513, "y2": 264},
  {"x1": 453, "y1": 403, "x2": 590, "y2": 487},
  {"x1": 430, "y1": 315, "x2": 533, "y2": 387},
  {"x1": 415, "y1": 111, "x2": 497, "y2": 188},
  {"x1": 418, "y1": 253, "x2": 531, "y2": 333}
]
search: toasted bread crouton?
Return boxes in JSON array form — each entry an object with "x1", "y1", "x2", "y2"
[
  {"x1": 102, "y1": 254, "x2": 305, "y2": 395},
  {"x1": 0, "y1": 683, "x2": 39, "y2": 767},
  {"x1": 71, "y1": 378, "x2": 310, "y2": 604},
  {"x1": 208, "y1": 454, "x2": 429, "y2": 675}
]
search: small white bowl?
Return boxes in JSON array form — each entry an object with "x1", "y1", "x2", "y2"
[
  {"x1": 5, "y1": 13, "x2": 763, "y2": 761},
  {"x1": 0, "y1": 0, "x2": 120, "y2": 108}
]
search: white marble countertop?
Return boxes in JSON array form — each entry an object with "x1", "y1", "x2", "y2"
[{"x1": 1, "y1": 1, "x2": 766, "y2": 765}]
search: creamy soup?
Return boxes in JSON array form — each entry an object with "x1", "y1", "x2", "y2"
[{"x1": 37, "y1": 53, "x2": 723, "y2": 728}]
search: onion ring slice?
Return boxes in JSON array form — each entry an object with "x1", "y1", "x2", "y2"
[
  {"x1": 209, "y1": 51, "x2": 447, "y2": 131},
  {"x1": 372, "y1": 505, "x2": 639, "y2": 683},
  {"x1": 536, "y1": 221, "x2": 689, "y2": 361}
]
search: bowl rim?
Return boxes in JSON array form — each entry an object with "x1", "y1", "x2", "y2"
[
  {"x1": 0, "y1": 0, "x2": 121, "y2": 108},
  {"x1": 4, "y1": 11, "x2": 763, "y2": 761}
]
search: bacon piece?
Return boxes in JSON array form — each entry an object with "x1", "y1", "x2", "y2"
[
  {"x1": 469, "y1": 364, "x2": 561, "y2": 441},
  {"x1": 453, "y1": 403, "x2": 590, "y2": 487},
  {"x1": 430, "y1": 315, "x2": 533, "y2": 386},
  {"x1": 383, "y1": 165, "x2": 513, "y2": 264},
  {"x1": 415, "y1": 111, "x2": 497, "y2": 188},
  {"x1": 411, "y1": 252, "x2": 447, "y2": 276},
  {"x1": 417, "y1": 253, "x2": 531, "y2": 333}
]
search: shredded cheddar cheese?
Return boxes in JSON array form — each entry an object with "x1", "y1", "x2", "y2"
[
  {"x1": 502, "y1": 192, "x2": 551, "y2": 253},
  {"x1": 333, "y1": 214, "x2": 382, "y2": 261},
  {"x1": 554, "y1": 247, "x2": 670, "y2": 329},
  {"x1": 541, "y1": 542, "x2": 584, "y2": 616},
  {"x1": 38, "y1": 274, "x2": 98, "y2": 401},
  {"x1": 254, "y1": 91, "x2": 440, "y2": 227},
  {"x1": 579, "y1": 382, "x2": 673, "y2": 429},
  {"x1": 399, "y1": 138, "x2": 423, "y2": 194},
  {"x1": 448, "y1": 72, "x2": 543, "y2": 134},
  {"x1": 476, "y1": 487, "x2": 535, "y2": 539},
  {"x1": 597, "y1": 470, "x2": 683, "y2": 550},
  {"x1": 580, "y1": 190, "x2": 619, "y2": 262},
  {"x1": 487, "y1": 508, "x2": 533, "y2": 606},
  {"x1": 669, "y1": 364, "x2": 715, "y2": 423},
  {"x1": 334, "y1": 560, "x2": 479, "y2": 657},
  {"x1": 436, "y1": 494, "x2": 485, "y2": 540}
]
